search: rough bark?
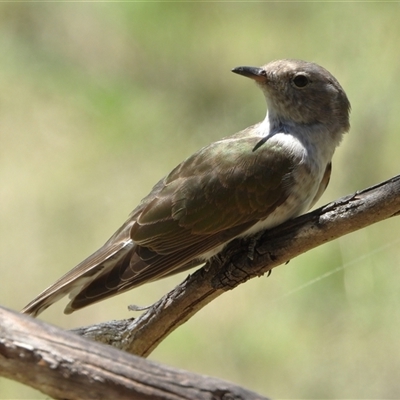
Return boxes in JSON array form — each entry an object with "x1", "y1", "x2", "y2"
[{"x1": 0, "y1": 306, "x2": 269, "y2": 400}]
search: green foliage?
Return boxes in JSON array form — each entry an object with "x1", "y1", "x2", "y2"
[{"x1": 1, "y1": 3, "x2": 400, "y2": 398}]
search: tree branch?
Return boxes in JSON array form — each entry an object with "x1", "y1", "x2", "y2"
[
  {"x1": 73, "y1": 175, "x2": 400, "y2": 357},
  {"x1": 3, "y1": 176, "x2": 399, "y2": 397},
  {"x1": 0, "y1": 306, "x2": 269, "y2": 400}
]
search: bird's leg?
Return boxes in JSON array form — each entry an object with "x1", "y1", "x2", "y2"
[
  {"x1": 247, "y1": 231, "x2": 273, "y2": 277},
  {"x1": 247, "y1": 231, "x2": 264, "y2": 260},
  {"x1": 207, "y1": 253, "x2": 224, "y2": 270}
]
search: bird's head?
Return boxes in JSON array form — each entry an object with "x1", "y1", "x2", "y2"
[{"x1": 232, "y1": 59, "x2": 350, "y2": 135}]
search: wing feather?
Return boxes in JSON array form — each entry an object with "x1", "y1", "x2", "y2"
[{"x1": 23, "y1": 128, "x2": 300, "y2": 315}]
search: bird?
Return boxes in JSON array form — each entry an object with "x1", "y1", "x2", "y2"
[{"x1": 22, "y1": 59, "x2": 350, "y2": 317}]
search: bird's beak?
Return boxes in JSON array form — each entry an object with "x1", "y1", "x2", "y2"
[{"x1": 232, "y1": 66, "x2": 266, "y2": 82}]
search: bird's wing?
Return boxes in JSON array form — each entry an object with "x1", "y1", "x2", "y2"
[
  {"x1": 22, "y1": 130, "x2": 300, "y2": 316},
  {"x1": 135, "y1": 132, "x2": 296, "y2": 245},
  {"x1": 65, "y1": 132, "x2": 299, "y2": 312}
]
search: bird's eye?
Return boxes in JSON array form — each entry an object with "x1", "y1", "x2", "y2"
[{"x1": 292, "y1": 74, "x2": 309, "y2": 88}]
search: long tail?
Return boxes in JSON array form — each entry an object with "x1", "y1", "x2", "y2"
[{"x1": 21, "y1": 239, "x2": 135, "y2": 317}]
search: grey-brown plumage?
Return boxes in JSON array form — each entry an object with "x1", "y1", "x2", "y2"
[{"x1": 22, "y1": 59, "x2": 350, "y2": 317}]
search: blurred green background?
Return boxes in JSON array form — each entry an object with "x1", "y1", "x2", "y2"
[{"x1": 1, "y1": 3, "x2": 400, "y2": 399}]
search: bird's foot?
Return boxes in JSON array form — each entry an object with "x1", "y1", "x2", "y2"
[{"x1": 247, "y1": 231, "x2": 264, "y2": 260}]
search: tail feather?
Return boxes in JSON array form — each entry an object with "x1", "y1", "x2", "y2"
[{"x1": 21, "y1": 240, "x2": 134, "y2": 317}]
